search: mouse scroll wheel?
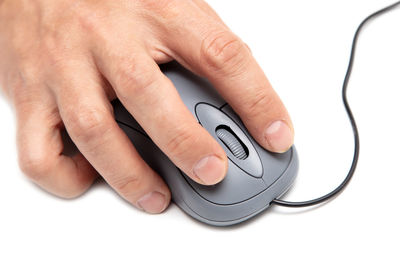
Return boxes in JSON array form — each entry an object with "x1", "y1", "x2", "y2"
[{"x1": 216, "y1": 126, "x2": 249, "y2": 160}]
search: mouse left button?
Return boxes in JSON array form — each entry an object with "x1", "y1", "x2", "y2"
[
  {"x1": 195, "y1": 103, "x2": 263, "y2": 178},
  {"x1": 161, "y1": 61, "x2": 226, "y2": 114}
]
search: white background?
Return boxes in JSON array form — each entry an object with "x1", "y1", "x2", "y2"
[{"x1": 1, "y1": 0, "x2": 399, "y2": 266}]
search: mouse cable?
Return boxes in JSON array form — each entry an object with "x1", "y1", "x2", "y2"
[{"x1": 271, "y1": 1, "x2": 400, "y2": 208}]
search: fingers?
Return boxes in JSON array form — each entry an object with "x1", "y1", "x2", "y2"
[
  {"x1": 93, "y1": 45, "x2": 228, "y2": 185},
  {"x1": 191, "y1": 0, "x2": 225, "y2": 24},
  {"x1": 163, "y1": 4, "x2": 294, "y2": 153},
  {"x1": 52, "y1": 61, "x2": 171, "y2": 213},
  {"x1": 15, "y1": 91, "x2": 97, "y2": 198}
]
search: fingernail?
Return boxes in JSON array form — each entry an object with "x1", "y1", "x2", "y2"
[
  {"x1": 193, "y1": 155, "x2": 226, "y2": 185},
  {"x1": 136, "y1": 191, "x2": 167, "y2": 214},
  {"x1": 264, "y1": 120, "x2": 294, "y2": 153}
]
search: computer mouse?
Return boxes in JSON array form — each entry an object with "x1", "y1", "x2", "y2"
[{"x1": 113, "y1": 61, "x2": 298, "y2": 226}]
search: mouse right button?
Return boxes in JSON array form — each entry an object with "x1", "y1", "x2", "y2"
[{"x1": 221, "y1": 104, "x2": 294, "y2": 187}]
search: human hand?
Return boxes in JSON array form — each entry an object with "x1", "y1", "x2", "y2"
[{"x1": 0, "y1": 0, "x2": 294, "y2": 214}]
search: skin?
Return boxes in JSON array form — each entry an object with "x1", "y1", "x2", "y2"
[{"x1": 0, "y1": 0, "x2": 294, "y2": 214}]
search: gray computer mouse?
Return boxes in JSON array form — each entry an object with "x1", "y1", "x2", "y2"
[{"x1": 113, "y1": 61, "x2": 298, "y2": 226}]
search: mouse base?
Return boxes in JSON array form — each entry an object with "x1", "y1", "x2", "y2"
[{"x1": 171, "y1": 147, "x2": 298, "y2": 227}]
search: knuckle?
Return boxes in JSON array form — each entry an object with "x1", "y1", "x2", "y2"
[
  {"x1": 115, "y1": 62, "x2": 158, "y2": 101},
  {"x1": 201, "y1": 30, "x2": 248, "y2": 74},
  {"x1": 41, "y1": 33, "x2": 58, "y2": 55},
  {"x1": 140, "y1": 0, "x2": 181, "y2": 19},
  {"x1": 75, "y1": 6, "x2": 101, "y2": 33},
  {"x1": 114, "y1": 176, "x2": 144, "y2": 202},
  {"x1": 40, "y1": 28, "x2": 70, "y2": 62},
  {"x1": 244, "y1": 89, "x2": 273, "y2": 118},
  {"x1": 40, "y1": 37, "x2": 73, "y2": 74},
  {"x1": 165, "y1": 125, "x2": 197, "y2": 161},
  {"x1": 18, "y1": 150, "x2": 52, "y2": 181},
  {"x1": 64, "y1": 106, "x2": 112, "y2": 145},
  {"x1": 17, "y1": 63, "x2": 42, "y2": 87}
]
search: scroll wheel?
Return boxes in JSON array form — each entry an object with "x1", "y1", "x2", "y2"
[{"x1": 216, "y1": 127, "x2": 248, "y2": 160}]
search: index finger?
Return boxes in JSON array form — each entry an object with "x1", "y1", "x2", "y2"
[{"x1": 161, "y1": 2, "x2": 294, "y2": 153}]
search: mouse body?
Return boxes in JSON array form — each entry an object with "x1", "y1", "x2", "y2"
[{"x1": 113, "y1": 61, "x2": 298, "y2": 226}]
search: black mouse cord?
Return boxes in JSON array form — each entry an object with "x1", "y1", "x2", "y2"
[{"x1": 271, "y1": 1, "x2": 400, "y2": 208}]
